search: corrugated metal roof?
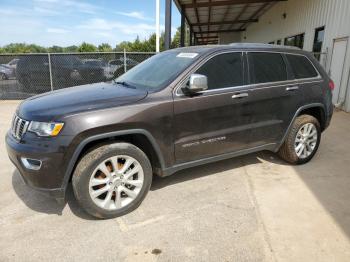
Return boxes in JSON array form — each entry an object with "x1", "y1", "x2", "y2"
[{"x1": 174, "y1": 0, "x2": 287, "y2": 44}]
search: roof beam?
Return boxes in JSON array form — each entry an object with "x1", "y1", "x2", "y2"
[
  {"x1": 183, "y1": 0, "x2": 285, "y2": 8},
  {"x1": 219, "y1": 4, "x2": 232, "y2": 31},
  {"x1": 228, "y1": 3, "x2": 249, "y2": 30},
  {"x1": 192, "y1": 19, "x2": 258, "y2": 26},
  {"x1": 193, "y1": 0, "x2": 202, "y2": 38},
  {"x1": 207, "y1": 0, "x2": 212, "y2": 33},
  {"x1": 197, "y1": 41, "x2": 218, "y2": 45},
  {"x1": 194, "y1": 29, "x2": 245, "y2": 35},
  {"x1": 197, "y1": 36, "x2": 219, "y2": 40},
  {"x1": 240, "y1": 2, "x2": 269, "y2": 29}
]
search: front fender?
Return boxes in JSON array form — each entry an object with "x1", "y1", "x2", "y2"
[{"x1": 60, "y1": 129, "x2": 165, "y2": 191}]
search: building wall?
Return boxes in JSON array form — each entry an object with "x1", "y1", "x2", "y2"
[
  {"x1": 218, "y1": 32, "x2": 241, "y2": 44},
  {"x1": 242, "y1": 0, "x2": 350, "y2": 112}
]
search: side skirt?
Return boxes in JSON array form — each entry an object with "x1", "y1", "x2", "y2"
[{"x1": 161, "y1": 143, "x2": 277, "y2": 177}]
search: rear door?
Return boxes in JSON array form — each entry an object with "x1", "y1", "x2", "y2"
[
  {"x1": 173, "y1": 52, "x2": 253, "y2": 163},
  {"x1": 245, "y1": 52, "x2": 303, "y2": 147}
]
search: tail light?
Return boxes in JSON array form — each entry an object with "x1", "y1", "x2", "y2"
[{"x1": 329, "y1": 79, "x2": 335, "y2": 91}]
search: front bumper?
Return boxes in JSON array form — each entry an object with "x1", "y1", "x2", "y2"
[{"x1": 6, "y1": 131, "x2": 72, "y2": 200}]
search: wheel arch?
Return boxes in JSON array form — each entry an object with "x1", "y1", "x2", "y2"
[
  {"x1": 297, "y1": 106, "x2": 326, "y2": 131},
  {"x1": 278, "y1": 103, "x2": 326, "y2": 150},
  {"x1": 61, "y1": 129, "x2": 165, "y2": 191}
]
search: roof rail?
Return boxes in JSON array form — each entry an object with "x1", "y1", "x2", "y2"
[{"x1": 229, "y1": 43, "x2": 300, "y2": 50}]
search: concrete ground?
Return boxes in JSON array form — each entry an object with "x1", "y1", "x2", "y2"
[{"x1": 1, "y1": 100, "x2": 350, "y2": 262}]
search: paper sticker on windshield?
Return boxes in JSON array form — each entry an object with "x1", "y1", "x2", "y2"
[{"x1": 177, "y1": 53, "x2": 198, "y2": 58}]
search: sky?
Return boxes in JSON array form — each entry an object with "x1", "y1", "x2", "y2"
[{"x1": 0, "y1": 0, "x2": 181, "y2": 47}]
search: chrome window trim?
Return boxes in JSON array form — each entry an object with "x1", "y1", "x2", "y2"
[
  {"x1": 175, "y1": 79, "x2": 323, "y2": 100},
  {"x1": 174, "y1": 50, "x2": 322, "y2": 97}
]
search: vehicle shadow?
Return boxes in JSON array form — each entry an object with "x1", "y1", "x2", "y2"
[
  {"x1": 248, "y1": 137, "x2": 350, "y2": 240},
  {"x1": 12, "y1": 127, "x2": 350, "y2": 239},
  {"x1": 11, "y1": 154, "x2": 263, "y2": 220},
  {"x1": 151, "y1": 154, "x2": 262, "y2": 191},
  {"x1": 11, "y1": 170, "x2": 98, "y2": 220}
]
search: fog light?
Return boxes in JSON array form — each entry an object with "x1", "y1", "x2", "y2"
[{"x1": 21, "y1": 157, "x2": 42, "y2": 171}]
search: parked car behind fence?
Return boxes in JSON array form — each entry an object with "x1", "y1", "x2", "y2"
[{"x1": 0, "y1": 52, "x2": 155, "y2": 99}]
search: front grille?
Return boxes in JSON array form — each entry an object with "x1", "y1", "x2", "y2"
[{"x1": 11, "y1": 115, "x2": 29, "y2": 140}]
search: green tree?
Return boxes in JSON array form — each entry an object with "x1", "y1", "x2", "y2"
[
  {"x1": 2, "y1": 43, "x2": 36, "y2": 53},
  {"x1": 98, "y1": 43, "x2": 112, "y2": 52},
  {"x1": 78, "y1": 42, "x2": 97, "y2": 52},
  {"x1": 48, "y1": 45, "x2": 64, "y2": 53},
  {"x1": 115, "y1": 32, "x2": 166, "y2": 52},
  {"x1": 0, "y1": 32, "x2": 171, "y2": 54},
  {"x1": 64, "y1": 45, "x2": 79, "y2": 52},
  {"x1": 28, "y1": 44, "x2": 47, "y2": 53},
  {"x1": 171, "y1": 27, "x2": 181, "y2": 48}
]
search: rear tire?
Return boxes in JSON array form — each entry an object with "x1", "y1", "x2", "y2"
[
  {"x1": 72, "y1": 142, "x2": 152, "y2": 219},
  {"x1": 278, "y1": 114, "x2": 321, "y2": 165},
  {"x1": 0, "y1": 73, "x2": 8, "y2": 80}
]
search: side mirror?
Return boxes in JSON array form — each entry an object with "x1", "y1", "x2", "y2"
[{"x1": 183, "y1": 74, "x2": 208, "y2": 95}]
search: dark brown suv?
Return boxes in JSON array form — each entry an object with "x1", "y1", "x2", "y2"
[{"x1": 6, "y1": 44, "x2": 334, "y2": 219}]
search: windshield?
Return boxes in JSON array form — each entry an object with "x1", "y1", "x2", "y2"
[{"x1": 116, "y1": 51, "x2": 199, "y2": 91}]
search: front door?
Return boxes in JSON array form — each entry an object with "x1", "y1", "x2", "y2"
[
  {"x1": 173, "y1": 52, "x2": 253, "y2": 163},
  {"x1": 329, "y1": 37, "x2": 348, "y2": 105}
]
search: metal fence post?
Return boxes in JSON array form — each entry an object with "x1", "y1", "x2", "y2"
[
  {"x1": 47, "y1": 53, "x2": 54, "y2": 91},
  {"x1": 123, "y1": 49, "x2": 127, "y2": 73}
]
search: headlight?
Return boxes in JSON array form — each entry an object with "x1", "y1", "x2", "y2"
[{"x1": 28, "y1": 121, "x2": 64, "y2": 137}]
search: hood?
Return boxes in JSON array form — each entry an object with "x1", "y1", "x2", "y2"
[{"x1": 18, "y1": 82, "x2": 148, "y2": 121}]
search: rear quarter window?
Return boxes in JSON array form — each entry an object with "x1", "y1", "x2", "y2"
[
  {"x1": 286, "y1": 54, "x2": 318, "y2": 79},
  {"x1": 248, "y1": 52, "x2": 287, "y2": 84}
]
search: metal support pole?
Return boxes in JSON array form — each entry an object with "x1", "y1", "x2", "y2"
[
  {"x1": 180, "y1": 7, "x2": 185, "y2": 47},
  {"x1": 47, "y1": 53, "x2": 54, "y2": 91},
  {"x1": 156, "y1": 0, "x2": 160, "y2": 52},
  {"x1": 189, "y1": 28, "x2": 193, "y2": 46},
  {"x1": 164, "y1": 0, "x2": 172, "y2": 50},
  {"x1": 123, "y1": 48, "x2": 127, "y2": 73}
]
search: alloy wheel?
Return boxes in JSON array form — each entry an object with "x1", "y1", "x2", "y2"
[
  {"x1": 88, "y1": 155, "x2": 144, "y2": 210},
  {"x1": 294, "y1": 123, "x2": 318, "y2": 159}
]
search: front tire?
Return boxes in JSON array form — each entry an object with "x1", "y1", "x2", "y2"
[
  {"x1": 72, "y1": 142, "x2": 152, "y2": 219},
  {"x1": 278, "y1": 115, "x2": 321, "y2": 165}
]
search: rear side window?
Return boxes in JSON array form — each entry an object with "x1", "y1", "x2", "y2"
[
  {"x1": 248, "y1": 52, "x2": 287, "y2": 84},
  {"x1": 195, "y1": 52, "x2": 243, "y2": 90},
  {"x1": 286, "y1": 54, "x2": 318, "y2": 79}
]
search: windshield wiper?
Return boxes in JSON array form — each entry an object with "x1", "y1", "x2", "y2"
[{"x1": 115, "y1": 81, "x2": 136, "y2": 89}]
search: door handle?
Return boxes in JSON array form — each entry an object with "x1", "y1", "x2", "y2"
[
  {"x1": 286, "y1": 86, "x2": 299, "y2": 91},
  {"x1": 232, "y1": 93, "x2": 249, "y2": 99}
]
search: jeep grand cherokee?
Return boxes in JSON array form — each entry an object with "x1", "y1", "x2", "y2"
[{"x1": 6, "y1": 44, "x2": 333, "y2": 219}]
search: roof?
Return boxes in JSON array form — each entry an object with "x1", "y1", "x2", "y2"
[
  {"x1": 174, "y1": 0, "x2": 288, "y2": 45},
  {"x1": 169, "y1": 43, "x2": 305, "y2": 55},
  {"x1": 229, "y1": 43, "x2": 300, "y2": 49}
]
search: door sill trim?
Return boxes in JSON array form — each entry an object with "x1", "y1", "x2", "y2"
[{"x1": 162, "y1": 143, "x2": 277, "y2": 176}]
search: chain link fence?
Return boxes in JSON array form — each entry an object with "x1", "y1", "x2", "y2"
[{"x1": 0, "y1": 52, "x2": 155, "y2": 99}]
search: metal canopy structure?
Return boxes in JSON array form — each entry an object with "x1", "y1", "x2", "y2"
[{"x1": 166, "y1": 0, "x2": 287, "y2": 47}]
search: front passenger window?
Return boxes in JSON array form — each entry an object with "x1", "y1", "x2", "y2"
[{"x1": 195, "y1": 53, "x2": 243, "y2": 90}]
